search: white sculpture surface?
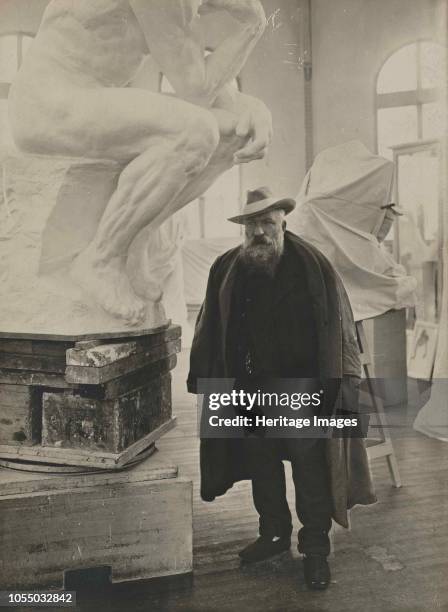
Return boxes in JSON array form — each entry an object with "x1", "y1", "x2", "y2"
[{"x1": 4, "y1": 0, "x2": 271, "y2": 334}]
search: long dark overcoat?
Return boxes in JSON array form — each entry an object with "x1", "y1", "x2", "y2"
[{"x1": 187, "y1": 230, "x2": 376, "y2": 528}]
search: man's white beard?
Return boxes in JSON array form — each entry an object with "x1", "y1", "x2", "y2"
[{"x1": 241, "y1": 234, "x2": 285, "y2": 276}]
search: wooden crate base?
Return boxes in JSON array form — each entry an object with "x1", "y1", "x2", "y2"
[
  {"x1": 0, "y1": 326, "x2": 181, "y2": 468},
  {"x1": 0, "y1": 417, "x2": 176, "y2": 469},
  {"x1": 0, "y1": 450, "x2": 192, "y2": 588}
]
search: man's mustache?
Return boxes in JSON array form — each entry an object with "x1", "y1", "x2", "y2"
[{"x1": 248, "y1": 236, "x2": 273, "y2": 246}]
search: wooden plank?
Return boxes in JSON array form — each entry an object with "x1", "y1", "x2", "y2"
[
  {"x1": 0, "y1": 353, "x2": 66, "y2": 373},
  {"x1": 31, "y1": 340, "x2": 74, "y2": 356},
  {"x1": 67, "y1": 330, "x2": 181, "y2": 367},
  {"x1": 113, "y1": 417, "x2": 177, "y2": 467},
  {"x1": 72, "y1": 339, "x2": 104, "y2": 351},
  {"x1": 366, "y1": 439, "x2": 395, "y2": 460},
  {"x1": 72, "y1": 323, "x2": 181, "y2": 351},
  {"x1": 0, "y1": 356, "x2": 176, "y2": 393},
  {"x1": 0, "y1": 340, "x2": 33, "y2": 355},
  {"x1": 42, "y1": 373, "x2": 172, "y2": 453},
  {"x1": 0, "y1": 417, "x2": 176, "y2": 469},
  {"x1": 0, "y1": 385, "x2": 41, "y2": 446},
  {"x1": 0, "y1": 449, "x2": 177, "y2": 496},
  {"x1": 67, "y1": 340, "x2": 150, "y2": 367},
  {"x1": 0, "y1": 328, "x2": 179, "y2": 357},
  {"x1": 0, "y1": 369, "x2": 73, "y2": 389},
  {"x1": 0, "y1": 322, "x2": 175, "y2": 342},
  {"x1": 0, "y1": 462, "x2": 192, "y2": 589},
  {"x1": 65, "y1": 339, "x2": 181, "y2": 384},
  {"x1": 0, "y1": 442, "x2": 156, "y2": 475},
  {"x1": 0, "y1": 339, "x2": 74, "y2": 356},
  {"x1": 96, "y1": 354, "x2": 177, "y2": 400}
]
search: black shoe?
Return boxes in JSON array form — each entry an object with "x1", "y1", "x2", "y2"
[
  {"x1": 239, "y1": 536, "x2": 291, "y2": 564},
  {"x1": 303, "y1": 554, "x2": 331, "y2": 590}
]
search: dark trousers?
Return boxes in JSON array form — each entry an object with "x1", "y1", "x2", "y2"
[{"x1": 247, "y1": 438, "x2": 332, "y2": 556}]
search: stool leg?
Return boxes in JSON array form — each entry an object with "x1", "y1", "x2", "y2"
[
  {"x1": 386, "y1": 453, "x2": 402, "y2": 488},
  {"x1": 357, "y1": 321, "x2": 403, "y2": 488}
]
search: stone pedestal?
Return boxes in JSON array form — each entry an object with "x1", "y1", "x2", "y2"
[
  {"x1": 0, "y1": 325, "x2": 181, "y2": 469},
  {"x1": 0, "y1": 451, "x2": 193, "y2": 589}
]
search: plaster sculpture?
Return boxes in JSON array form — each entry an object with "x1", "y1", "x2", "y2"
[{"x1": 5, "y1": 0, "x2": 271, "y2": 334}]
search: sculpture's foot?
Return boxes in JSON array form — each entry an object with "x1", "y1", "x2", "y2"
[{"x1": 71, "y1": 248, "x2": 146, "y2": 325}]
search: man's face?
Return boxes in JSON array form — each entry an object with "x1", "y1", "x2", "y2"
[{"x1": 241, "y1": 209, "x2": 286, "y2": 274}]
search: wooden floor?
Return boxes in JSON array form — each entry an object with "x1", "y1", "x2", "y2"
[{"x1": 73, "y1": 351, "x2": 448, "y2": 612}]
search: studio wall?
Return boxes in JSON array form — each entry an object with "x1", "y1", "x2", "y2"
[
  {"x1": 241, "y1": 0, "x2": 308, "y2": 196},
  {"x1": 200, "y1": 0, "x2": 309, "y2": 198},
  {"x1": 311, "y1": 0, "x2": 446, "y2": 155}
]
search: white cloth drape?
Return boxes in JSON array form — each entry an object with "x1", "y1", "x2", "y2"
[{"x1": 288, "y1": 140, "x2": 417, "y2": 321}]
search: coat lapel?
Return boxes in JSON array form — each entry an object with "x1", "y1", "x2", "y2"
[
  {"x1": 284, "y1": 232, "x2": 328, "y2": 321},
  {"x1": 272, "y1": 246, "x2": 302, "y2": 308},
  {"x1": 218, "y1": 248, "x2": 241, "y2": 372}
]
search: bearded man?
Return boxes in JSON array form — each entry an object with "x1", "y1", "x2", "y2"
[{"x1": 187, "y1": 186, "x2": 376, "y2": 590}]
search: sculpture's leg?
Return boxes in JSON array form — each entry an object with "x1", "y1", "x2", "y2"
[
  {"x1": 127, "y1": 111, "x2": 248, "y2": 300},
  {"x1": 149, "y1": 112, "x2": 248, "y2": 228},
  {"x1": 69, "y1": 90, "x2": 221, "y2": 325}
]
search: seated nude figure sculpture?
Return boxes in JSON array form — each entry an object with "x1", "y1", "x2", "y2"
[{"x1": 9, "y1": 0, "x2": 271, "y2": 325}]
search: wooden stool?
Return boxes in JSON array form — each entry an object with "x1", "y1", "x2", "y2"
[{"x1": 357, "y1": 321, "x2": 402, "y2": 488}]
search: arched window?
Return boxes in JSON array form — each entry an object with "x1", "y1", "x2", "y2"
[
  {"x1": 376, "y1": 41, "x2": 445, "y2": 326},
  {"x1": 376, "y1": 41, "x2": 445, "y2": 158}
]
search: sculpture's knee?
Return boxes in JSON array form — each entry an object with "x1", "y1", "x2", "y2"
[{"x1": 178, "y1": 110, "x2": 220, "y2": 177}]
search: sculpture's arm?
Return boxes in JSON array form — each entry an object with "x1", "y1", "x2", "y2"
[
  {"x1": 213, "y1": 85, "x2": 273, "y2": 162},
  {"x1": 128, "y1": 0, "x2": 266, "y2": 107}
]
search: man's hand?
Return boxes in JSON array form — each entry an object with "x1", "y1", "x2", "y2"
[{"x1": 232, "y1": 93, "x2": 273, "y2": 163}]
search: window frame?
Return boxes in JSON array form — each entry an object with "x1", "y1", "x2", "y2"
[{"x1": 375, "y1": 40, "x2": 444, "y2": 154}]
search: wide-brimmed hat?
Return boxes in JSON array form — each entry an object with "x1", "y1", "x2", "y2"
[{"x1": 228, "y1": 187, "x2": 296, "y2": 224}]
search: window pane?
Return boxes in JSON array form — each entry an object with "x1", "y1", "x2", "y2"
[
  {"x1": 377, "y1": 44, "x2": 417, "y2": 94},
  {"x1": 420, "y1": 41, "x2": 445, "y2": 90},
  {"x1": 0, "y1": 35, "x2": 18, "y2": 82},
  {"x1": 377, "y1": 106, "x2": 418, "y2": 158},
  {"x1": 398, "y1": 151, "x2": 439, "y2": 242},
  {"x1": 397, "y1": 150, "x2": 440, "y2": 321},
  {"x1": 423, "y1": 102, "x2": 445, "y2": 140}
]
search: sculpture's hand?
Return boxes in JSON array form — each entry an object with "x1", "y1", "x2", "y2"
[{"x1": 233, "y1": 95, "x2": 272, "y2": 163}]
